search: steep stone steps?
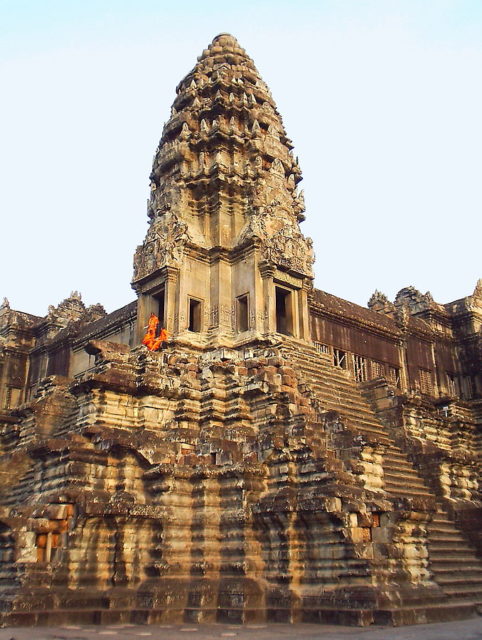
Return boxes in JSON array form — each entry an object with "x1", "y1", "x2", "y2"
[
  {"x1": 280, "y1": 349, "x2": 390, "y2": 438},
  {"x1": 280, "y1": 339, "x2": 482, "y2": 606},
  {"x1": 428, "y1": 511, "x2": 482, "y2": 605},
  {"x1": 279, "y1": 341, "x2": 432, "y2": 500}
]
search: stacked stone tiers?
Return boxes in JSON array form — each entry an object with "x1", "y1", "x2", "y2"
[{"x1": 0, "y1": 338, "x2": 481, "y2": 626}]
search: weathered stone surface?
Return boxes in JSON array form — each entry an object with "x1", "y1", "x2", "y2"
[{"x1": 0, "y1": 34, "x2": 481, "y2": 627}]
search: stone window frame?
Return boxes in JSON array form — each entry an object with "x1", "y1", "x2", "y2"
[
  {"x1": 314, "y1": 341, "x2": 330, "y2": 355},
  {"x1": 419, "y1": 368, "x2": 433, "y2": 395},
  {"x1": 370, "y1": 360, "x2": 386, "y2": 379},
  {"x1": 446, "y1": 372, "x2": 458, "y2": 397},
  {"x1": 353, "y1": 354, "x2": 368, "y2": 382},
  {"x1": 236, "y1": 293, "x2": 250, "y2": 333},
  {"x1": 388, "y1": 365, "x2": 401, "y2": 388},
  {"x1": 333, "y1": 348, "x2": 347, "y2": 369},
  {"x1": 274, "y1": 284, "x2": 294, "y2": 336},
  {"x1": 187, "y1": 296, "x2": 203, "y2": 333}
]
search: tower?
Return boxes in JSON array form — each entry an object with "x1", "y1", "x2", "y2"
[{"x1": 132, "y1": 34, "x2": 313, "y2": 347}]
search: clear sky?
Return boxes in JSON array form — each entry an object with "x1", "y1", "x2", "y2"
[{"x1": 1, "y1": 0, "x2": 481, "y2": 316}]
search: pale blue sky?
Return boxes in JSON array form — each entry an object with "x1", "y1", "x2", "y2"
[{"x1": 1, "y1": 0, "x2": 481, "y2": 315}]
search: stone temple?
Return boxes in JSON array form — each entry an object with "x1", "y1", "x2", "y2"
[{"x1": 0, "y1": 34, "x2": 481, "y2": 627}]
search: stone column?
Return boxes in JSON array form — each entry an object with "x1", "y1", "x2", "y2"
[
  {"x1": 259, "y1": 261, "x2": 275, "y2": 334},
  {"x1": 163, "y1": 266, "x2": 179, "y2": 337},
  {"x1": 298, "y1": 281, "x2": 312, "y2": 341},
  {"x1": 397, "y1": 336, "x2": 409, "y2": 392},
  {"x1": 208, "y1": 254, "x2": 233, "y2": 342}
]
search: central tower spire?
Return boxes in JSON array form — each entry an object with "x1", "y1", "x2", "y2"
[{"x1": 133, "y1": 34, "x2": 314, "y2": 346}]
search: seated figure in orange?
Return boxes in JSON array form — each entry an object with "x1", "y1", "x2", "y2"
[{"x1": 142, "y1": 313, "x2": 168, "y2": 351}]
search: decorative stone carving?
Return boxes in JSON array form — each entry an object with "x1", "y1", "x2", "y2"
[
  {"x1": 264, "y1": 223, "x2": 314, "y2": 276},
  {"x1": 238, "y1": 200, "x2": 314, "y2": 276},
  {"x1": 394, "y1": 286, "x2": 436, "y2": 314},
  {"x1": 368, "y1": 290, "x2": 396, "y2": 316},
  {"x1": 47, "y1": 291, "x2": 86, "y2": 322},
  {"x1": 133, "y1": 211, "x2": 191, "y2": 282},
  {"x1": 473, "y1": 278, "x2": 482, "y2": 299}
]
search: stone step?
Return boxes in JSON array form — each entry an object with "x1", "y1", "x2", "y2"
[
  {"x1": 438, "y1": 583, "x2": 482, "y2": 598},
  {"x1": 432, "y1": 564, "x2": 482, "y2": 576},
  {"x1": 383, "y1": 469, "x2": 428, "y2": 484},
  {"x1": 308, "y1": 387, "x2": 384, "y2": 413},
  {"x1": 429, "y1": 549, "x2": 479, "y2": 559},
  {"x1": 383, "y1": 476, "x2": 431, "y2": 492},
  {"x1": 385, "y1": 485, "x2": 432, "y2": 498},
  {"x1": 431, "y1": 565, "x2": 482, "y2": 577},
  {"x1": 429, "y1": 536, "x2": 469, "y2": 547}
]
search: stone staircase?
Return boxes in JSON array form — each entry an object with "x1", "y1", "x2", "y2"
[
  {"x1": 428, "y1": 510, "x2": 482, "y2": 603},
  {"x1": 280, "y1": 338, "x2": 482, "y2": 611}
]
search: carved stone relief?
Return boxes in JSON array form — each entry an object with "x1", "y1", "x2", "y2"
[
  {"x1": 264, "y1": 223, "x2": 314, "y2": 277},
  {"x1": 133, "y1": 212, "x2": 191, "y2": 282}
]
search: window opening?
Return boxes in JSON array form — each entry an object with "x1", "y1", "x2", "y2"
[
  {"x1": 419, "y1": 369, "x2": 432, "y2": 395},
  {"x1": 460, "y1": 375, "x2": 474, "y2": 400},
  {"x1": 371, "y1": 361, "x2": 385, "y2": 379},
  {"x1": 353, "y1": 355, "x2": 367, "y2": 382},
  {"x1": 275, "y1": 287, "x2": 292, "y2": 335},
  {"x1": 388, "y1": 366, "x2": 401, "y2": 388},
  {"x1": 154, "y1": 289, "x2": 165, "y2": 328},
  {"x1": 314, "y1": 342, "x2": 330, "y2": 354},
  {"x1": 236, "y1": 295, "x2": 249, "y2": 333},
  {"x1": 333, "y1": 349, "x2": 346, "y2": 369},
  {"x1": 446, "y1": 372, "x2": 458, "y2": 397},
  {"x1": 188, "y1": 298, "x2": 202, "y2": 332}
]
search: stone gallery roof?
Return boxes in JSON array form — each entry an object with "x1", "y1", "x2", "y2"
[
  {"x1": 312, "y1": 288, "x2": 433, "y2": 336},
  {"x1": 311, "y1": 288, "x2": 398, "y2": 332},
  {"x1": 75, "y1": 300, "x2": 137, "y2": 343}
]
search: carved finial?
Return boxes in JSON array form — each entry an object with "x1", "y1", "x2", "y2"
[
  {"x1": 70, "y1": 291, "x2": 82, "y2": 300},
  {"x1": 1, "y1": 297, "x2": 10, "y2": 310},
  {"x1": 86, "y1": 303, "x2": 107, "y2": 321},
  {"x1": 473, "y1": 278, "x2": 482, "y2": 298},
  {"x1": 368, "y1": 290, "x2": 389, "y2": 306},
  {"x1": 368, "y1": 290, "x2": 396, "y2": 316},
  {"x1": 396, "y1": 305, "x2": 410, "y2": 326},
  {"x1": 271, "y1": 158, "x2": 285, "y2": 175},
  {"x1": 395, "y1": 286, "x2": 435, "y2": 313},
  {"x1": 296, "y1": 189, "x2": 305, "y2": 211}
]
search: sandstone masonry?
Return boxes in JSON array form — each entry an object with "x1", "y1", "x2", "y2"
[{"x1": 0, "y1": 34, "x2": 481, "y2": 627}]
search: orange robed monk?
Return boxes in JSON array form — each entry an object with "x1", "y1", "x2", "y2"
[{"x1": 142, "y1": 313, "x2": 168, "y2": 351}]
